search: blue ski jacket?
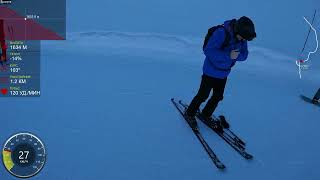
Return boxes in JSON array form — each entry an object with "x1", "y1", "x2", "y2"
[{"x1": 203, "y1": 20, "x2": 249, "y2": 79}]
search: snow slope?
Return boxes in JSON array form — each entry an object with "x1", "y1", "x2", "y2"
[
  {"x1": 1, "y1": 31, "x2": 320, "y2": 180},
  {"x1": 67, "y1": 0, "x2": 320, "y2": 55}
]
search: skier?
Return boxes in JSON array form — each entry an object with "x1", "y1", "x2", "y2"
[
  {"x1": 185, "y1": 16, "x2": 256, "y2": 128},
  {"x1": 312, "y1": 88, "x2": 320, "y2": 104}
]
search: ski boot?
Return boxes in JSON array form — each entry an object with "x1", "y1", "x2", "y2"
[
  {"x1": 218, "y1": 115, "x2": 230, "y2": 129},
  {"x1": 184, "y1": 111, "x2": 198, "y2": 129},
  {"x1": 212, "y1": 120, "x2": 224, "y2": 134},
  {"x1": 200, "y1": 113, "x2": 224, "y2": 133},
  {"x1": 312, "y1": 98, "x2": 319, "y2": 104}
]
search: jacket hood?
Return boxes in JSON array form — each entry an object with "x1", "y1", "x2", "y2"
[{"x1": 223, "y1": 19, "x2": 237, "y2": 39}]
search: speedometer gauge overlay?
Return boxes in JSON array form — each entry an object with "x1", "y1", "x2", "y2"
[{"x1": 2, "y1": 133, "x2": 46, "y2": 178}]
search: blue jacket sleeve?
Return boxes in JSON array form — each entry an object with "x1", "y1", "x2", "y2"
[
  {"x1": 204, "y1": 28, "x2": 232, "y2": 70},
  {"x1": 236, "y1": 41, "x2": 248, "y2": 61}
]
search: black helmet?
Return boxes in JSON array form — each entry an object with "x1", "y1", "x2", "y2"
[{"x1": 234, "y1": 16, "x2": 256, "y2": 41}]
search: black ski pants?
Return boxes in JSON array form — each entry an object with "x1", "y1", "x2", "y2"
[{"x1": 186, "y1": 74, "x2": 227, "y2": 118}]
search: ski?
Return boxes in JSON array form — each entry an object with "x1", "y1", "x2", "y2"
[
  {"x1": 179, "y1": 100, "x2": 253, "y2": 160},
  {"x1": 300, "y1": 95, "x2": 320, "y2": 107},
  {"x1": 171, "y1": 98, "x2": 226, "y2": 170}
]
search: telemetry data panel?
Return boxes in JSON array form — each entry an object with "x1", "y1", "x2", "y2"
[{"x1": 0, "y1": 41, "x2": 40, "y2": 97}]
